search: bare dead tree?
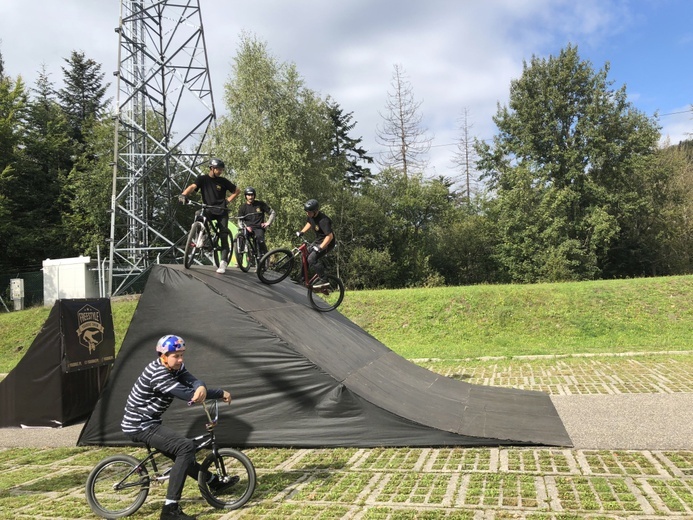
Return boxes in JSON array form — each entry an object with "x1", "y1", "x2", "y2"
[
  {"x1": 452, "y1": 107, "x2": 479, "y2": 202},
  {"x1": 375, "y1": 64, "x2": 431, "y2": 179}
]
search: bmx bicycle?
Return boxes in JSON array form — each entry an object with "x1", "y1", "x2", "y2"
[
  {"x1": 257, "y1": 236, "x2": 345, "y2": 312},
  {"x1": 182, "y1": 201, "x2": 234, "y2": 269},
  {"x1": 233, "y1": 216, "x2": 266, "y2": 272},
  {"x1": 85, "y1": 400, "x2": 256, "y2": 518}
]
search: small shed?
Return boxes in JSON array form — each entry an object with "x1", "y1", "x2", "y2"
[{"x1": 43, "y1": 256, "x2": 99, "y2": 307}]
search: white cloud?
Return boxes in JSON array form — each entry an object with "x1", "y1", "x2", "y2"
[
  {"x1": 1, "y1": 0, "x2": 691, "y2": 177},
  {"x1": 658, "y1": 108, "x2": 693, "y2": 147}
]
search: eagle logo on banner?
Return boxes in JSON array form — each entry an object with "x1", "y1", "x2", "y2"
[{"x1": 76, "y1": 304, "x2": 105, "y2": 354}]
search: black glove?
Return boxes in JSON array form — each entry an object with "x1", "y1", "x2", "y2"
[
  {"x1": 178, "y1": 194, "x2": 189, "y2": 204},
  {"x1": 311, "y1": 245, "x2": 322, "y2": 254},
  {"x1": 295, "y1": 231, "x2": 304, "y2": 237}
]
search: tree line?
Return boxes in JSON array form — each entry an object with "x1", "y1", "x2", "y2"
[{"x1": 1, "y1": 38, "x2": 691, "y2": 290}]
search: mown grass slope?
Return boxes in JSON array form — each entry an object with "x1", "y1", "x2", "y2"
[{"x1": 1, "y1": 275, "x2": 690, "y2": 373}]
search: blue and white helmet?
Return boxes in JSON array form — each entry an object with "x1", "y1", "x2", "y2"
[{"x1": 156, "y1": 335, "x2": 186, "y2": 356}]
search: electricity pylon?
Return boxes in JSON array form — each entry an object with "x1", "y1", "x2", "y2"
[{"x1": 108, "y1": 0, "x2": 216, "y2": 296}]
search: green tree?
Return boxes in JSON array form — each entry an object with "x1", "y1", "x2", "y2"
[
  {"x1": 0, "y1": 72, "x2": 28, "y2": 270},
  {"x1": 477, "y1": 44, "x2": 662, "y2": 282},
  {"x1": 24, "y1": 67, "x2": 73, "y2": 228},
  {"x1": 428, "y1": 198, "x2": 502, "y2": 286},
  {"x1": 358, "y1": 169, "x2": 451, "y2": 287},
  {"x1": 63, "y1": 117, "x2": 115, "y2": 256},
  {"x1": 328, "y1": 100, "x2": 373, "y2": 189},
  {"x1": 1, "y1": 69, "x2": 78, "y2": 270},
  {"x1": 642, "y1": 141, "x2": 693, "y2": 274},
  {"x1": 211, "y1": 33, "x2": 334, "y2": 246},
  {"x1": 58, "y1": 50, "x2": 110, "y2": 145}
]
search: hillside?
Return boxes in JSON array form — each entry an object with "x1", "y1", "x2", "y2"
[
  {"x1": 339, "y1": 275, "x2": 693, "y2": 358},
  {"x1": 0, "y1": 274, "x2": 691, "y2": 373}
]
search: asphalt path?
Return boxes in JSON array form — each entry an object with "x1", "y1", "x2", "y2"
[
  {"x1": 551, "y1": 393, "x2": 693, "y2": 450},
  {"x1": 1, "y1": 393, "x2": 691, "y2": 449}
]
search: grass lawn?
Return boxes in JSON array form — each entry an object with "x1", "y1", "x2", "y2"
[{"x1": 0, "y1": 275, "x2": 691, "y2": 519}]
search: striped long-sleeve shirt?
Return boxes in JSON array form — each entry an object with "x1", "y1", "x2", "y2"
[{"x1": 121, "y1": 358, "x2": 222, "y2": 434}]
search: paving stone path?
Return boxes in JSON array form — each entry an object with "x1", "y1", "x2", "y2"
[{"x1": 0, "y1": 353, "x2": 691, "y2": 519}]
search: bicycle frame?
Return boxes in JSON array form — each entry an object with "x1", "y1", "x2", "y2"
[
  {"x1": 112, "y1": 402, "x2": 218, "y2": 491},
  {"x1": 295, "y1": 241, "x2": 321, "y2": 287},
  {"x1": 86, "y1": 400, "x2": 256, "y2": 517},
  {"x1": 195, "y1": 204, "x2": 229, "y2": 248},
  {"x1": 239, "y1": 225, "x2": 259, "y2": 253},
  {"x1": 183, "y1": 201, "x2": 233, "y2": 267},
  {"x1": 256, "y1": 237, "x2": 345, "y2": 311}
]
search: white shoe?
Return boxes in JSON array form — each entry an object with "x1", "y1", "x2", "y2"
[
  {"x1": 312, "y1": 278, "x2": 330, "y2": 289},
  {"x1": 216, "y1": 261, "x2": 228, "y2": 274}
]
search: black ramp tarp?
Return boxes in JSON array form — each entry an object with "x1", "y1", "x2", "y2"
[
  {"x1": 78, "y1": 264, "x2": 572, "y2": 447},
  {"x1": 0, "y1": 299, "x2": 114, "y2": 428}
]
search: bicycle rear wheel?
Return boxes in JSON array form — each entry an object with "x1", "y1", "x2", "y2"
[
  {"x1": 256, "y1": 249, "x2": 294, "y2": 284},
  {"x1": 184, "y1": 222, "x2": 205, "y2": 268},
  {"x1": 308, "y1": 274, "x2": 345, "y2": 312},
  {"x1": 85, "y1": 454, "x2": 149, "y2": 519},
  {"x1": 198, "y1": 448, "x2": 256, "y2": 510},
  {"x1": 234, "y1": 234, "x2": 250, "y2": 272}
]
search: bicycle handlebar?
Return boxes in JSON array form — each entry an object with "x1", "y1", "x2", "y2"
[
  {"x1": 187, "y1": 399, "x2": 220, "y2": 428},
  {"x1": 296, "y1": 235, "x2": 313, "y2": 247},
  {"x1": 182, "y1": 199, "x2": 235, "y2": 213},
  {"x1": 233, "y1": 215, "x2": 252, "y2": 227}
]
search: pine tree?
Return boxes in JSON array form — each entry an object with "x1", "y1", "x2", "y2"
[
  {"x1": 0, "y1": 71, "x2": 28, "y2": 270},
  {"x1": 328, "y1": 101, "x2": 373, "y2": 189},
  {"x1": 2, "y1": 68, "x2": 77, "y2": 269},
  {"x1": 58, "y1": 50, "x2": 110, "y2": 144}
]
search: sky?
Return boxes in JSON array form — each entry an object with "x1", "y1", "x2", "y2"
[{"x1": 1, "y1": 0, "x2": 692, "y2": 180}]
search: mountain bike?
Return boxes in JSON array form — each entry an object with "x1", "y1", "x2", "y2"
[
  {"x1": 257, "y1": 236, "x2": 345, "y2": 312},
  {"x1": 182, "y1": 201, "x2": 234, "y2": 269},
  {"x1": 85, "y1": 400, "x2": 256, "y2": 518},
  {"x1": 233, "y1": 216, "x2": 265, "y2": 272}
]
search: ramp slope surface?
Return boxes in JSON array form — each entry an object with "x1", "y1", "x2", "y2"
[{"x1": 79, "y1": 264, "x2": 572, "y2": 447}]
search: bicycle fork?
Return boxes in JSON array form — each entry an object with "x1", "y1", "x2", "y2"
[
  {"x1": 195, "y1": 229, "x2": 207, "y2": 248},
  {"x1": 209, "y1": 445, "x2": 232, "y2": 482}
]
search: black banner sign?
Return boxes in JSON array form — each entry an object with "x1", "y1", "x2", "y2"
[{"x1": 60, "y1": 299, "x2": 116, "y2": 373}]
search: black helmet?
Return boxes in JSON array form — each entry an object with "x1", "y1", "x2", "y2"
[
  {"x1": 304, "y1": 199, "x2": 320, "y2": 212},
  {"x1": 209, "y1": 158, "x2": 225, "y2": 169},
  {"x1": 244, "y1": 187, "x2": 256, "y2": 196}
]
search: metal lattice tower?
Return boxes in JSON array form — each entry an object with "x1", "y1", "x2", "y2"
[{"x1": 108, "y1": 0, "x2": 216, "y2": 296}]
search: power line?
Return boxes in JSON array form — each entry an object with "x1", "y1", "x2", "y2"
[{"x1": 658, "y1": 109, "x2": 692, "y2": 117}]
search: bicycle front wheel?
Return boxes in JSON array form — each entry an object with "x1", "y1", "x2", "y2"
[
  {"x1": 256, "y1": 249, "x2": 294, "y2": 284},
  {"x1": 198, "y1": 448, "x2": 256, "y2": 510},
  {"x1": 308, "y1": 274, "x2": 345, "y2": 312},
  {"x1": 85, "y1": 454, "x2": 149, "y2": 519},
  {"x1": 184, "y1": 222, "x2": 204, "y2": 268},
  {"x1": 213, "y1": 246, "x2": 224, "y2": 268},
  {"x1": 234, "y1": 234, "x2": 250, "y2": 272}
]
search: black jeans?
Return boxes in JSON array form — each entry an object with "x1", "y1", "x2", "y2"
[
  {"x1": 307, "y1": 242, "x2": 335, "y2": 279},
  {"x1": 248, "y1": 226, "x2": 268, "y2": 256},
  {"x1": 207, "y1": 211, "x2": 230, "y2": 262},
  {"x1": 129, "y1": 424, "x2": 200, "y2": 502}
]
